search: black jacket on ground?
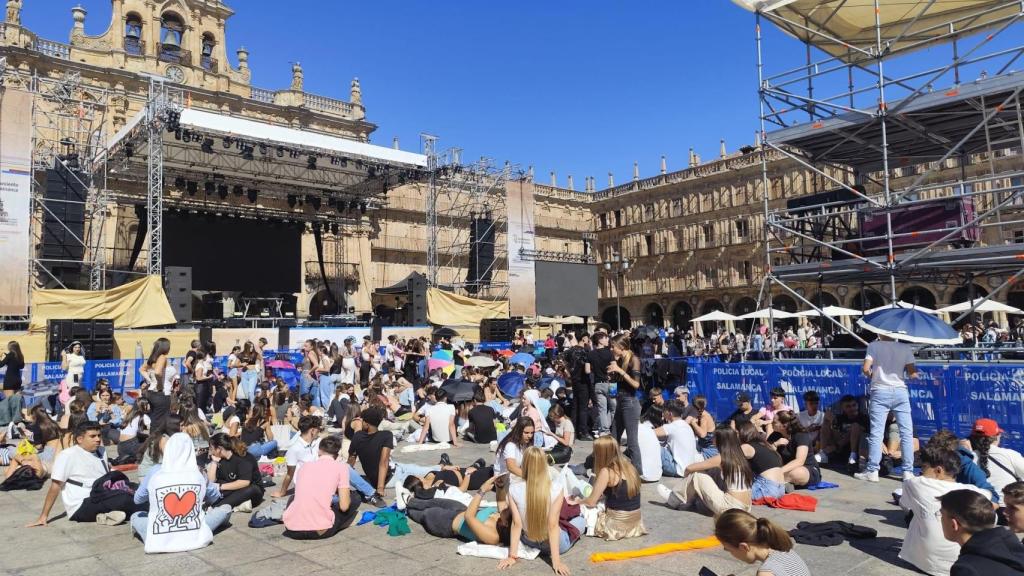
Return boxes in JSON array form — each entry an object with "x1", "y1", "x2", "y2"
[{"x1": 951, "y1": 527, "x2": 1024, "y2": 576}]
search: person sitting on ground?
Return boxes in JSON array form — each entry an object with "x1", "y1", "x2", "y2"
[
  {"x1": 116, "y1": 398, "x2": 151, "y2": 464},
  {"x1": 927, "y1": 430, "x2": 999, "y2": 504},
  {"x1": 725, "y1": 393, "x2": 763, "y2": 431},
  {"x1": 818, "y1": 394, "x2": 867, "y2": 468},
  {"x1": 131, "y1": 433, "x2": 232, "y2": 552},
  {"x1": 465, "y1": 389, "x2": 498, "y2": 445},
  {"x1": 636, "y1": 417, "x2": 664, "y2": 483},
  {"x1": 346, "y1": 406, "x2": 394, "y2": 503},
  {"x1": 655, "y1": 400, "x2": 701, "y2": 478},
  {"x1": 756, "y1": 387, "x2": 792, "y2": 431},
  {"x1": 87, "y1": 388, "x2": 123, "y2": 445},
  {"x1": 657, "y1": 427, "x2": 753, "y2": 516},
  {"x1": 7, "y1": 405, "x2": 66, "y2": 479},
  {"x1": 240, "y1": 403, "x2": 278, "y2": 459},
  {"x1": 969, "y1": 418, "x2": 1024, "y2": 504},
  {"x1": 796, "y1": 390, "x2": 824, "y2": 446},
  {"x1": 494, "y1": 418, "x2": 536, "y2": 480},
  {"x1": 714, "y1": 508, "x2": 811, "y2": 576},
  {"x1": 207, "y1": 433, "x2": 264, "y2": 511},
  {"x1": 1002, "y1": 482, "x2": 1024, "y2": 542},
  {"x1": 901, "y1": 444, "x2": 991, "y2": 576},
  {"x1": 137, "y1": 414, "x2": 183, "y2": 476},
  {"x1": 570, "y1": 436, "x2": 647, "y2": 541},
  {"x1": 686, "y1": 394, "x2": 717, "y2": 458},
  {"x1": 939, "y1": 488, "x2": 1024, "y2": 576},
  {"x1": 417, "y1": 387, "x2": 459, "y2": 446},
  {"x1": 282, "y1": 435, "x2": 361, "y2": 539},
  {"x1": 499, "y1": 446, "x2": 583, "y2": 575},
  {"x1": 770, "y1": 411, "x2": 821, "y2": 488},
  {"x1": 737, "y1": 422, "x2": 787, "y2": 500},
  {"x1": 405, "y1": 475, "x2": 511, "y2": 543},
  {"x1": 28, "y1": 421, "x2": 143, "y2": 526},
  {"x1": 543, "y1": 403, "x2": 574, "y2": 465}
]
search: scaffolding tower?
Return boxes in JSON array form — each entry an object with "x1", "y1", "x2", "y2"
[
  {"x1": 747, "y1": 0, "x2": 1024, "y2": 341},
  {"x1": 422, "y1": 134, "x2": 520, "y2": 300}
]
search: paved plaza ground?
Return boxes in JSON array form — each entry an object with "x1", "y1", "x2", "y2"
[{"x1": 0, "y1": 439, "x2": 922, "y2": 576}]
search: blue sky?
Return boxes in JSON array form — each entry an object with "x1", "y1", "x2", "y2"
[{"x1": 20, "y1": 1, "x2": 994, "y2": 189}]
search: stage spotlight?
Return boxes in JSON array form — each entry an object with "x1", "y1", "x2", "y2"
[
  {"x1": 330, "y1": 223, "x2": 339, "y2": 234},
  {"x1": 348, "y1": 200, "x2": 358, "y2": 212},
  {"x1": 309, "y1": 196, "x2": 321, "y2": 210},
  {"x1": 217, "y1": 184, "x2": 228, "y2": 199},
  {"x1": 367, "y1": 166, "x2": 377, "y2": 178},
  {"x1": 327, "y1": 197, "x2": 336, "y2": 208},
  {"x1": 242, "y1": 146, "x2": 254, "y2": 160},
  {"x1": 340, "y1": 157, "x2": 348, "y2": 167},
  {"x1": 276, "y1": 146, "x2": 284, "y2": 158},
  {"x1": 359, "y1": 202, "x2": 367, "y2": 214},
  {"x1": 124, "y1": 143, "x2": 134, "y2": 158},
  {"x1": 287, "y1": 194, "x2": 297, "y2": 208},
  {"x1": 247, "y1": 188, "x2": 258, "y2": 203},
  {"x1": 174, "y1": 176, "x2": 185, "y2": 188},
  {"x1": 258, "y1": 144, "x2": 268, "y2": 155},
  {"x1": 204, "y1": 181, "x2": 215, "y2": 194},
  {"x1": 307, "y1": 155, "x2": 317, "y2": 170},
  {"x1": 201, "y1": 138, "x2": 214, "y2": 154},
  {"x1": 355, "y1": 159, "x2": 364, "y2": 170},
  {"x1": 232, "y1": 185, "x2": 244, "y2": 196},
  {"x1": 223, "y1": 136, "x2": 233, "y2": 149},
  {"x1": 186, "y1": 181, "x2": 198, "y2": 195},
  {"x1": 289, "y1": 150, "x2": 300, "y2": 159},
  {"x1": 174, "y1": 129, "x2": 182, "y2": 141}
]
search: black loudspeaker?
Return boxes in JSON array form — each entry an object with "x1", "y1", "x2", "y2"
[
  {"x1": 480, "y1": 318, "x2": 516, "y2": 342},
  {"x1": 41, "y1": 164, "x2": 88, "y2": 288},
  {"x1": 91, "y1": 320, "x2": 114, "y2": 340},
  {"x1": 91, "y1": 340, "x2": 114, "y2": 361},
  {"x1": 466, "y1": 216, "x2": 495, "y2": 294},
  {"x1": 201, "y1": 293, "x2": 223, "y2": 320},
  {"x1": 199, "y1": 325, "x2": 213, "y2": 346},
  {"x1": 371, "y1": 317, "x2": 383, "y2": 342},
  {"x1": 46, "y1": 319, "x2": 114, "y2": 361},
  {"x1": 226, "y1": 318, "x2": 246, "y2": 328},
  {"x1": 409, "y1": 273, "x2": 429, "y2": 326},
  {"x1": 277, "y1": 326, "x2": 290, "y2": 349},
  {"x1": 163, "y1": 266, "x2": 192, "y2": 323}
]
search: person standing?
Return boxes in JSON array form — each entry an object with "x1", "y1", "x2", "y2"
[
  {"x1": 0, "y1": 341, "x2": 25, "y2": 393},
  {"x1": 566, "y1": 333, "x2": 593, "y2": 441},
  {"x1": 181, "y1": 339, "x2": 201, "y2": 396},
  {"x1": 59, "y1": 342, "x2": 86, "y2": 409},
  {"x1": 609, "y1": 334, "x2": 643, "y2": 473},
  {"x1": 856, "y1": 334, "x2": 917, "y2": 483},
  {"x1": 588, "y1": 332, "x2": 615, "y2": 437}
]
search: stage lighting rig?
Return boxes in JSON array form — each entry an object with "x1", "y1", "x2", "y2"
[
  {"x1": 307, "y1": 155, "x2": 318, "y2": 170},
  {"x1": 201, "y1": 138, "x2": 214, "y2": 154},
  {"x1": 124, "y1": 143, "x2": 134, "y2": 158},
  {"x1": 205, "y1": 181, "x2": 215, "y2": 194},
  {"x1": 174, "y1": 177, "x2": 186, "y2": 188},
  {"x1": 186, "y1": 181, "x2": 198, "y2": 195},
  {"x1": 242, "y1": 146, "x2": 255, "y2": 161},
  {"x1": 217, "y1": 184, "x2": 228, "y2": 199},
  {"x1": 232, "y1": 185, "x2": 244, "y2": 196},
  {"x1": 247, "y1": 188, "x2": 258, "y2": 203},
  {"x1": 223, "y1": 136, "x2": 233, "y2": 149},
  {"x1": 287, "y1": 194, "x2": 298, "y2": 208}
]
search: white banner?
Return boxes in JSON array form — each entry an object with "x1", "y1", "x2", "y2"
[
  {"x1": 0, "y1": 89, "x2": 33, "y2": 316},
  {"x1": 506, "y1": 179, "x2": 537, "y2": 317}
]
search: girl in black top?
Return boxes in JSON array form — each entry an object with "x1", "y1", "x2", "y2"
[
  {"x1": 771, "y1": 411, "x2": 821, "y2": 488},
  {"x1": 0, "y1": 341, "x2": 25, "y2": 392},
  {"x1": 737, "y1": 422, "x2": 787, "y2": 500},
  {"x1": 573, "y1": 436, "x2": 646, "y2": 541},
  {"x1": 608, "y1": 334, "x2": 643, "y2": 473},
  {"x1": 240, "y1": 403, "x2": 277, "y2": 458},
  {"x1": 208, "y1": 433, "x2": 264, "y2": 509}
]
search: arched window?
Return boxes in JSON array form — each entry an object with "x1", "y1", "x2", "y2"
[
  {"x1": 200, "y1": 33, "x2": 217, "y2": 71},
  {"x1": 124, "y1": 13, "x2": 143, "y2": 55},
  {"x1": 159, "y1": 13, "x2": 185, "y2": 62}
]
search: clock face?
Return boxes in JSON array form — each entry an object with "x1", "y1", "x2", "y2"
[{"x1": 165, "y1": 65, "x2": 185, "y2": 83}]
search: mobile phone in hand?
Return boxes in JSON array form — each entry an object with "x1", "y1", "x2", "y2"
[{"x1": 698, "y1": 568, "x2": 719, "y2": 576}]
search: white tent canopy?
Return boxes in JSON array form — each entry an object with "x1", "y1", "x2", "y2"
[
  {"x1": 797, "y1": 305, "x2": 863, "y2": 318},
  {"x1": 865, "y1": 301, "x2": 940, "y2": 315},
  {"x1": 691, "y1": 310, "x2": 740, "y2": 323},
  {"x1": 938, "y1": 298, "x2": 1024, "y2": 315},
  {"x1": 739, "y1": 308, "x2": 798, "y2": 320}
]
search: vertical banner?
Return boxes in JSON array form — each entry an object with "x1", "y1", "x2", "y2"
[
  {"x1": 506, "y1": 179, "x2": 536, "y2": 317},
  {"x1": 0, "y1": 89, "x2": 33, "y2": 315}
]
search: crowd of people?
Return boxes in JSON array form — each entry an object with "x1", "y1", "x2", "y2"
[{"x1": 0, "y1": 327, "x2": 1023, "y2": 576}]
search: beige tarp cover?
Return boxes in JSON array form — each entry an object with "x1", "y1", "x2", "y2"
[
  {"x1": 29, "y1": 275, "x2": 176, "y2": 332},
  {"x1": 426, "y1": 288, "x2": 508, "y2": 326},
  {"x1": 732, "y1": 0, "x2": 1021, "y2": 61}
]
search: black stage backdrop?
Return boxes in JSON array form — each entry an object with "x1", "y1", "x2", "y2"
[
  {"x1": 163, "y1": 213, "x2": 301, "y2": 292},
  {"x1": 535, "y1": 261, "x2": 598, "y2": 317}
]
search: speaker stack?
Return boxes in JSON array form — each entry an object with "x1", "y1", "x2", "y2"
[
  {"x1": 163, "y1": 266, "x2": 193, "y2": 324},
  {"x1": 41, "y1": 164, "x2": 88, "y2": 288},
  {"x1": 466, "y1": 215, "x2": 495, "y2": 294},
  {"x1": 480, "y1": 317, "x2": 519, "y2": 343},
  {"x1": 409, "y1": 273, "x2": 429, "y2": 326},
  {"x1": 47, "y1": 319, "x2": 115, "y2": 361}
]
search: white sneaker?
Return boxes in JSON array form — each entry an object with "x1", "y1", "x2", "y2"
[
  {"x1": 96, "y1": 511, "x2": 127, "y2": 525},
  {"x1": 489, "y1": 440, "x2": 498, "y2": 452},
  {"x1": 853, "y1": 470, "x2": 879, "y2": 483},
  {"x1": 656, "y1": 483, "x2": 673, "y2": 503},
  {"x1": 902, "y1": 470, "x2": 915, "y2": 481},
  {"x1": 233, "y1": 500, "x2": 253, "y2": 513},
  {"x1": 656, "y1": 483, "x2": 685, "y2": 509},
  {"x1": 814, "y1": 450, "x2": 828, "y2": 464},
  {"x1": 847, "y1": 453, "x2": 858, "y2": 466}
]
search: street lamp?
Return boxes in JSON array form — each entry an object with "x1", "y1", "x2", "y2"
[{"x1": 604, "y1": 255, "x2": 631, "y2": 332}]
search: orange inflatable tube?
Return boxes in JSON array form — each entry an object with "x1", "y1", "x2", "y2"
[{"x1": 589, "y1": 535, "x2": 721, "y2": 563}]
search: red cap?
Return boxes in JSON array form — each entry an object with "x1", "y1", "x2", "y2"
[{"x1": 973, "y1": 418, "x2": 1003, "y2": 437}]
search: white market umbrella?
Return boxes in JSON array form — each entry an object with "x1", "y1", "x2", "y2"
[
  {"x1": 864, "y1": 301, "x2": 940, "y2": 315},
  {"x1": 797, "y1": 305, "x2": 864, "y2": 318},
  {"x1": 738, "y1": 308, "x2": 798, "y2": 320},
  {"x1": 465, "y1": 355, "x2": 497, "y2": 368},
  {"x1": 938, "y1": 298, "x2": 1024, "y2": 315},
  {"x1": 690, "y1": 310, "x2": 740, "y2": 323}
]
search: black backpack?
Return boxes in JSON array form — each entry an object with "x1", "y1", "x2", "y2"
[{"x1": 0, "y1": 465, "x2": 45, "y2": 491}]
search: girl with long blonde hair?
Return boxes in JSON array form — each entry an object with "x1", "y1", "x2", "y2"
[
  {"x1": 571, "y1": 436, "x2": 647, "y2": 541},
  {"x1": 500, "y1": 447, "x2": 583, "y2": 575}
]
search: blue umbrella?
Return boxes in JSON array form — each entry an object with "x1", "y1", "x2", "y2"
[
  {"x1": 509, "y1": 352, "x2": 536, "y2": 367},
  {"x1": 856, "y1": 307, "x2": 962, "y2": 345},
  {"x1": 498, "y1": 372, "x2": 526, "y2": 397}
]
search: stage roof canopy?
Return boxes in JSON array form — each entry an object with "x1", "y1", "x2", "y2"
[{"x1": 732, "y1": 0, "x2": 1022, "y2": 62}]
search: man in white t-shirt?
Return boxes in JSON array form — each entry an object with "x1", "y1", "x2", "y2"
[
  {"x1": 796, "y1": 390, "x2": 824, "y2": 445},
  {"x1": 417, "y1": 388, "x2": 459, "y2": 446},
  {"x1": 655, "y1": 401, "x2": 701, "y2": 477},
  {"x1": 28, "y1": 421, "x2": 141, "y2": 527},
  {"x1": 856, "y1": 334, "x2": 917, "y2": 483},
  {"x1": 635, "y1": 420, "x2": 663, "y2": 482}
]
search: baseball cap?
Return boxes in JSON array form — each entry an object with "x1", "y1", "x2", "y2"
[{"x1": 973, "y1": 418, "x2": 1003, "y2": 437}]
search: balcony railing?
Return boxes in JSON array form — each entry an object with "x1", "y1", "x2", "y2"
[
  {"x1": 36, "y1": 38, "x2": 71, "y2": 60},
  {"x1": 304, "y1": 93, "x2": 353, "y2": 116},
  {"x1": 124, "y1": 37, "x2": 145, "y2": 56},
  {"x1": 157, "y1": 45, "x2": 191, "y2": 66},
  {"x1": 250, "y1": 87, "x2": 275, "y2": 103}
]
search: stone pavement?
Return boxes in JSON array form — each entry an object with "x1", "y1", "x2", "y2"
[{"x1": 0, "y1": 439, "x2": 921, "y2": 576}]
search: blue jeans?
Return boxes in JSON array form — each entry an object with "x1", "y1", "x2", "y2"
[
  {"x1": 661, "y1": 445, "x2": 682, "y2": 477},
  {"x1": 300, "y1": 373, "x2": 315, "y2": 397},
  {"x1": 346, "y1": 464, "x2": 375, "y2": 498},
  {"x1": 522, "y1": 515, "x2": 586, "y2": 555},
  {"x1": 247, "y1": 440, "x2": 278, "y2": 458},
  {"x1": 866, "y1": 385, "x2": 914, "y2": 473},
  {"x1": 752, "y1": 475, "x2": 786, "y2": 500},
  {"x1": 316, "y1": 375, "x2": 334, "y2": 408},
  {"x1": 239, "y1": 371, "x2": 259, "y2": 402},
  {"x1": 387, "y1": 463, "x2": 441, "y2": 489},
  {"x1": 131, "y1": 504, "x2": 232, "y2": 542},
  {"x1": 594, "y1": 382, "x2": 616, "y2": 435}
]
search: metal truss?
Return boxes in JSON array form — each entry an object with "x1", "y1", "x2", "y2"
[
  {"x1": 518, "y1": 248, "x2": 595, "y2": 264},
  {"x1": 751, "y1": 0, "x2": 1024, "y2": 342}
]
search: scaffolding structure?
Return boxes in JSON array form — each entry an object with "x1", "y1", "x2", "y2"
[
  {"x1": 422, "y1": 134, "x2": 520, "y2": 300},
  {"x1": 748, "y1": 0, "x2": 1024, "y2": 342}
]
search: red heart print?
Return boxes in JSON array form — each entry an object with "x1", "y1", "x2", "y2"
[{"x1": 162, "y1": 490, "x2": 197, "y2": 520}]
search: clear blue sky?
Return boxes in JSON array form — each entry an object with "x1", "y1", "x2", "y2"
[{"x1": 20, "y1": 1, "x2": 988, "y2": 189}]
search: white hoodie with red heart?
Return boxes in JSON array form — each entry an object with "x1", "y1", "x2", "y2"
[{"x1": 144, "y1": 433, "x2": 213, "y2": 553}]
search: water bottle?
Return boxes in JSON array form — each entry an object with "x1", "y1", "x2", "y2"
[{"x1": 135, "y1": 341, "x2": 144, "y2": 360}]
